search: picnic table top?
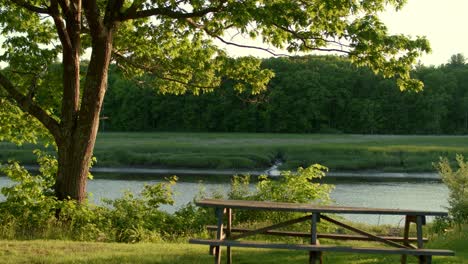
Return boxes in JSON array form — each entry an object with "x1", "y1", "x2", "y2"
[{"x1": 195, "y1": 199, "x2": 448, "y2": 216}]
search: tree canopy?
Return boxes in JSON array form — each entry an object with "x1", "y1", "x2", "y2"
[{"x1": 0, "y1": 0, "x2": 430, "y2": 202}]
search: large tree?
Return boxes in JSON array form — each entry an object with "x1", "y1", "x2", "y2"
[{"x1": 0, "y1": 0, "x2": 430, "y2": 202}]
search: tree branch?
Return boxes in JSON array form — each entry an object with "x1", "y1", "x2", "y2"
[
  {"x1": 272, "y1": 23, "x2": 351, "y2": 54},
  {"x1": 56, "y1": 0, "x2": 70, "y2": 15},
  {"x1": 113, "y1": 50, "x2": 218, "y2": 91},
  {"x1": 50, "y1": 0, "x2": 72, "y2": 51},
  {"x1": 104, "y1": 0, "x2": 125, "y2": 27},
  {"x1": 0, "y1": 72, "x2": 61, "y2": 140},
  {"x1": 10, "y1": 0, "x2": 50, "y2": 14},
  {"x1": 184, "y1": 18, "x2": 288, "y2": 57},
  {"x1": 119, "y1": 2, "x2": 226, "y2": 21},
  {"x1": 214, "y1": 35, "x2": 289, "y2": 57},
  {"x1": 82, "y1": 0, "x2": 104, "y2": 38}
]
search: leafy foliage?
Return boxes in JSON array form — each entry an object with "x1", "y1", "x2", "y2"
[
  {"x1": 0, "y1": 159, "x2": 333, "y2": 241},
  {"x1": 100, "y1": 177, "x2": 176, "y2": 242},
  {"x1": 436, "y1": 155, "x2": 468, "y2": 226},
  {"x1": 0, "y1": 150, "x2": 57, "y2": 237},
  {"x1": 228, "y1": 164, "x2": 333, "y2": 224}
]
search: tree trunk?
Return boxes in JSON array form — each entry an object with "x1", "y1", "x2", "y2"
[
  {"x1": 55, "y1": 134, "x2": 93, "y2": 201},
  {"x1": 54, "y1": 29, "x2": 113, "y2": 203}
]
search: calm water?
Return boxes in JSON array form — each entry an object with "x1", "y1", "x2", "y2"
[{"x1": 0, "y1": 174, "x2": 448, "y2": 226}]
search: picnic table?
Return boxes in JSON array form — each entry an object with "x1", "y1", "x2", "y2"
[{"x1": 189, "y1": 199, "x2": 455, "y2": 264}]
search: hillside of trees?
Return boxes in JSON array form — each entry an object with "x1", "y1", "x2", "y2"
[{"x1": 103, "y1": 54, "x2": 468, "y2": 134}]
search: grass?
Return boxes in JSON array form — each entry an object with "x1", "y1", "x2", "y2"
[
  {"x1": 1, "y1": 132, "x2": 468, "y2": 172},
  {"x1": 0, "y1": 231, "x2": 466, "y2": 264}
]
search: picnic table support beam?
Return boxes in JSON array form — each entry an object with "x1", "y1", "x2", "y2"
[
  {"x1": 229, "y1": 215, "x2": 312, "y2": 241},
  {"x1": 214, "y1": 207, "x2": 225, "y2": 264},
  {"x1": 401, "y1": 215, "x2": 417, "y2": 264},
  {"x1": 227, "y1": 208, "x2": 232, "y2": 264},
  {"x1": 321, "y1": 215, "x2": 408, "y2": 249},
  {"x1": 416, "y1": 215, "x2": 427, "y2": 264},
  {"x1": 309, "y1": 213, "x2": 322, "y2": 264}
]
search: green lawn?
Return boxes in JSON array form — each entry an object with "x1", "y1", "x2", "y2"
[
  {"x1": 0, "y1": 235, "x2": 465, "y2": 264},
  {"x1": 2, "y1": 132, "x2": 468, "y2": 172}
]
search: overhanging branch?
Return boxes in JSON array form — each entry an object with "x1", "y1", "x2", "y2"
[
  {"x1": 273, "y1": 23, "x2": 351, "y2": 54},
  {"x1": 214, "y1": 35, "x2": 289, "y2": 57},
  {"x1": 119, "y1": 1, "x2": 227, "y2": 21},
  {"x1": 113, "y1": 50, "x2": 218, "y2": 91},
  {"x1": 10, "y1": 0, "x2": 50, "y2": 14},
  {"x1": 185, "y1": 18, "x2": 289, "y2": 57},
  {"x1": 0, "y1": 72, "x2": 61, "y2": 140}
]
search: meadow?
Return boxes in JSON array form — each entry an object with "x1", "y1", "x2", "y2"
[{"x1": 1, "y1": 133, "x2": 468, "y2": 172}]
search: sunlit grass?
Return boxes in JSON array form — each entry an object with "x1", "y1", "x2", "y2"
[{"x1": 0, "y1": 233, "x2": 465, "y2": 264}]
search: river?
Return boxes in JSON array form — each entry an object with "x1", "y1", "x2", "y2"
[{"x1": 0, "y1": 173, "x2": 448, "y2": 226}]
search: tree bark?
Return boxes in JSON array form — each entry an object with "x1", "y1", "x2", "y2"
[{"x1": 54, "y1": 23, "x2": 114, "y2": 202}]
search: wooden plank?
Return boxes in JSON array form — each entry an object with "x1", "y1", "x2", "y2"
[
  {"x1": 401, "y1": 215, "x2": 414, "y2": 264},
  {"x1": 188, "y1": 239, "x2": 455, "y2": 256},
  {"x1": 321, "y1": 215, "x2": 408, "y2": 249},
  {"x1": 227, "y1": 208, "x2": 232, "y2": 264},
  {"x1": 416, "y1": 215, "x2": 426, "y2": 264},
  {"x1": 195, "y1": 199, "x2": 448, "y2": 216},
  {"x1": 310, "y1": 213, "x2": 319, "y2": 264},
  {"x1": 229, "y1": 215, "x2": 311, "y2": 241},
  {"x1": 205, "y1": 226, "x2": 429, "y2": 242},
  {"x1": 214, "y1": 208, "x2": 224, "y2": 264}
]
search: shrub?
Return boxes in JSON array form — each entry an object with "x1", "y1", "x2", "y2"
[
  {"x1": 0, "y1": 150, "x2": 58, "y2": 238},
  {"x1": 0, "y1": 152, "x2": 334, "y2": 242},
  {"x1": 101, "y1": 176, "x2": 177, "y2": 242},
  {"x1": 227, "y1": 164, "x2": 333, "y2": 225},
  {"x1": 435, "y1": 154, "x2": 468, "y2": 226}
]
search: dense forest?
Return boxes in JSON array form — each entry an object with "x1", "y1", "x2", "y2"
[{"x1": 103, "y1": 54, "x2": 468, "y2": 134}]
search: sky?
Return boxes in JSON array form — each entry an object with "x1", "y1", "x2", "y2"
[
  {"x1": 379, "y1": 0, "x2": 468, "y2": 66},
  {"x1": 219, "y1": 0, "x2": 468, "y2": 66}
]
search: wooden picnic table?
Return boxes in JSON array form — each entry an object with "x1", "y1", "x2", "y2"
[{"x1": 189, "y1": 199, "x2": 454, "y2": 264}]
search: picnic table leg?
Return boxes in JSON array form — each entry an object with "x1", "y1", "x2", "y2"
[
  {"x1": 416, "y1": 215, "x2": 427, "y2": 264},
  {"x1": 401, "y1": 215, "x2": 413, "y2": 264},
  {"x1": 227, "y1": 208, "x2": 232, "y2": 264},
  {"x1": 309, "y1": 213, "x2": 321, "y2": 264},
  {"x1": 214, "y1": 207, "x2": 225, "y2": 264}
]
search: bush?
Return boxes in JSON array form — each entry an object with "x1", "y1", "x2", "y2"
[
  {"x1": 0, "y1": 152, "x2": 180, "y2": 242},
  {"x1": 435, "y1": 154, "x2": 468, "y2": 226},
  {"x1": 0, "y1": 150, "x2": 58, "y2": 238},
  {"x1": 228, "y1": 164, "x2": 334, "y2": 225},
  {"x1": 100, "y1": 176, "x2": 177, "y2": 242},
  {"x1": 0, "y1": 152, "x2": 334, "y2": 242}
]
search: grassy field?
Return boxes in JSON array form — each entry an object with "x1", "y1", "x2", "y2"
[
  {"x1": 1, "y1": 132, "x2": 468, "y2": 172},
  {"x1": 0, "y1": 232, "x2": 466, "y2": 264}
]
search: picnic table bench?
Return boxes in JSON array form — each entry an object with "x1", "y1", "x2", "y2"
[{"x1": 189, "y1": 199, "x2": 455, "y2": 264}]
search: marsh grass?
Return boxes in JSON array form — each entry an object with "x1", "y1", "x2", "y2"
[{"x1": 1, "y1": 133, "x2": 468, "y2": 172}]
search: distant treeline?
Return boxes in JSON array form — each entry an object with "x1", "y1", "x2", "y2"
[{"x1": 103, "y1": 54, "x2": 468, "y2": 134}]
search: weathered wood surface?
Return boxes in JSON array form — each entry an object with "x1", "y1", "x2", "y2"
[
  {"x1": 189, "y1": 239, "x2": 455, "y2": 256},
  {"x1": 196, "y1": 199, "x2": 448, "y2": 216},
  {"x1": 205, "y1": 226, "x2": 429, "y2": 242}
]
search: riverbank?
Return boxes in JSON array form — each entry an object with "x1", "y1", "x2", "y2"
[
  {"x1": 87, "y1": 166, "x2": 441, "y2": 181},
  {"x1": 1, "y1": 132, "x2": 467, "y2": 172}
]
